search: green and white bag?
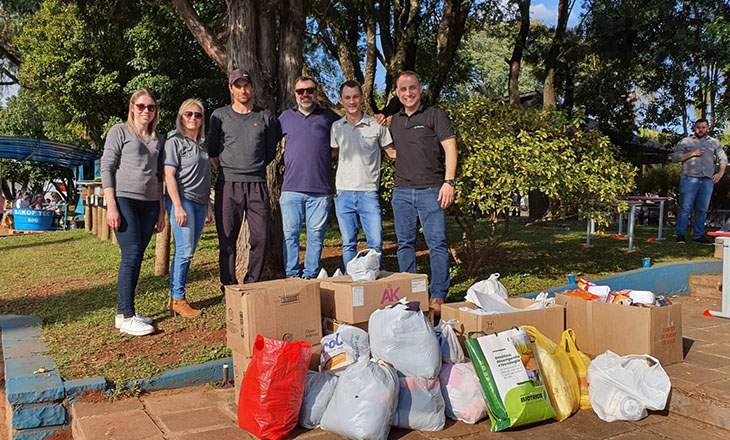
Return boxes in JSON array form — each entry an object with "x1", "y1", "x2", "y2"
[{"x1": 465, "y1": 328, "x2": 555, "y2": 431}]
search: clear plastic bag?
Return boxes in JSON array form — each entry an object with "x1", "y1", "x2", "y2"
[
  {"x1": 587, "y1": 351, "x2": 671, "y2": 422},
  {"x1": 434, "y1": 319, "x2": 465, "y2": 364},
  {"x1": 346, "y1": 248, "x2": 381, "y2": 281},
  {"x1": 299, "y1": 371, "x2": 339, "y2": 429},
  {"x1": 439, "y1": 362, "x2": 487, "y2": 424},
  {"x1": 369, "y1": 299, "x2": 442, "y2": 378},
  {"x1": 320, "y1": 359, "x2": 399, "y2": 440},
  {"x1": 393, "y1": 376, "x2": 445, "y2": 431}
]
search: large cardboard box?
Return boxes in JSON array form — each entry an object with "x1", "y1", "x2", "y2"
[
  {"x1": 441, "y1": 299, "x2": 566, "y2": 350},
  {"x1": 225, "y1": 278, "x2": 322, "y2": 356},
  {"x1": 320, "y1": 271, "x2": 429, "y2": 324},
  {"x1": 554, "y1": 293, "x2": 683, "y2": 365},
  {"x1": 233, "y1": 344, "x2": 322, "y2": 398},
  {"x1": 323, "y1": 319, "x2": 369, "y2": 335}
]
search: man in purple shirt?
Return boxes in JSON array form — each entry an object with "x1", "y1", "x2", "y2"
[{"x1": 277, "y1": 76, "x2": 340, "y2": 278}]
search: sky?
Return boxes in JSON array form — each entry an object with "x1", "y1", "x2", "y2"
[{"x1": 530, "y1": 1, "x2": 585, "y2": 28}]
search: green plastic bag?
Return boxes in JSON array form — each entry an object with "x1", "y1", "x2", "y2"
[{"x1": 465, "y1": 328, "x2": 556, "y2": 431}]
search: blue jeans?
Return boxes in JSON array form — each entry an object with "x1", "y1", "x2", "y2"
[
  {"x1": 280, "y1": 191, "x2": 332, "y2": 278},
  {"x1": 114, "y1": 197, "x2": 160, "y2": 318},
  {"x1": 677, "y1": 176, "x2": 714, "y2": 239},
  {"x1": 334, "y1": 190, "x2": 383, "y2": 270},
  {"x1": 166, "y1": 196, "x2": 206, "y2": 299},
  {"x1": 391, "y1": 187, "x2": 450, "y2": 300}
]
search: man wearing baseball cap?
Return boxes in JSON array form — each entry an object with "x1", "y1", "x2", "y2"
[{"x1": 208, "y1": 69, "x2": 278, "y2": 294}]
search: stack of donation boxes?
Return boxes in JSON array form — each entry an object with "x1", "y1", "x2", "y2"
[
  {"x1": 319, "y1": 271, "x2": 430, "y2": 333},
  {"x1": 226, "y1": 278, "x2": 323, "y2": 397}
]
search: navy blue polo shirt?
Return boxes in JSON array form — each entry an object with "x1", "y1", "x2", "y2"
[{"x1": 391, "y1": 103, "x2": 455, "y2": 189}]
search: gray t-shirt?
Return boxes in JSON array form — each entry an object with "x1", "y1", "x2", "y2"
[
  {"x1": 207, "y1": 105, "x2": 277, "y2": 182},
  {"x1": 164, "y1": 134, "x2": 211, "y2": 205},
  {"x1": 100, "y1": 123, "x2": 164, "y2": 201},
  {"x1": 671, "y1": 135, "x2": 728, "y2": 178},
  {"x1": 330, "y1": 113, "x2": 393, "y2": 191}
]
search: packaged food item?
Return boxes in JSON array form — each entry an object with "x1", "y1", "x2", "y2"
[
  {"x1": 392, "y1": 376, "x2": 445, "y2": 431},
  {"x1": 605, "y1": 291, "x2": 632, "y2": 306},
  {"x1": 523, "y1": 326, "x2": 579, "y2": 421},
  {"x1": 439, "y1": 362, "x2": 488, "y2": 424},
  {"x1": 566, "y1": 289, "x2": 601, "y2": 301},
  {"x1": 464, "y1": 328, "x2": 556, "y2": 431},
  {"x1": 561, "y1": 329, "x2": 592, "y2": 409},
  {"x1": 320, "y1": 322, "x2": 370, "y2": 373},
  {"x1": 654, "y1": 295, "x2": 672, "y2": 307}
]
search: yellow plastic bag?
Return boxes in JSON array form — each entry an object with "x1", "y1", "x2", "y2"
[
  {"x1": 523, "y1": 326, "x2": 579, "y2": 421},
  {"x1": 561, "y1": 328, "x2": 592, "y2": 410}
]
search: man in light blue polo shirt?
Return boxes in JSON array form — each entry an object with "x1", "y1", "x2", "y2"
[{"x1": 331, "y1": 80, "x2": 395, "y2": 270}]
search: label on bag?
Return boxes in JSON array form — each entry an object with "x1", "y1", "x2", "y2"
[
  {"x1": 412, "y1": 279, "x2": 427, "y2": 293},
  {"x1": 352, "y1": 286, "x2": 364, "y2": 307}
]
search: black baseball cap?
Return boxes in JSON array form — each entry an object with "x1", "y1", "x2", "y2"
[{"x1": 229, "y1": 69, "x2": 252, "y2": 86}]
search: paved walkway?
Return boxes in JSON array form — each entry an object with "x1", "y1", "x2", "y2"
[{"x1": 62, "y1": 293, "x2": 730, "y2": 439}]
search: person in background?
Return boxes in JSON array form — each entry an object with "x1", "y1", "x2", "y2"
[
  {"x1": 277, "y1": 76, "x2": 340, "y2": 279},
  {"x1": 330, "y1": 80, "x2": 395, "y2": 270},
  {"x1": 15, "y1": 192, "x2": 31, "y2": 209},
  {"x1": 164, "y1": 98, "x2": 214, "y2": 317},
  {"x1": 672, "y1": 118, "x2": 727, "y2": 244},
  {"x1": 101, "y1": 88, "x2": 165, "y2": 336}
]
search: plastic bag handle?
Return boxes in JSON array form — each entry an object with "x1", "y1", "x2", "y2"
[
  {"x1": 468, "y1": 331, "x2": 487, "y2": 339},
  {"x1": 488, "y1": 273, "x2": 501, "y2": 280},
  {"x1": 620, "y1": 353, "x2": 661, "y2": 368}
]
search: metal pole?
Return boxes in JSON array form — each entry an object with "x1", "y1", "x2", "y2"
[
  {"x1": 627, "y1": 204, "x2": 637, "y2": 253},
  {"x1": 657, "y1": 200, "x2": 665, "y2": 240},
  {"x1": 618, "y1": 212, "x2": 624, "y2": 236}
]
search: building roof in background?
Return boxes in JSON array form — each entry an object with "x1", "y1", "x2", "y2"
[{"x1": 0, "y1": 137, "x2": 100, "y2": 168}]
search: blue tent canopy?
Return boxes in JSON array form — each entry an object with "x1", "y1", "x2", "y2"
[{"x1": 0, "y1": 137, "x2": 100, "y2": 169}]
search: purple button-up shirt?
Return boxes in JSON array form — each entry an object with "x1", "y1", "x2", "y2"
[{"x1": 277, "y1": 106, "x2": 340, "y2": 194}]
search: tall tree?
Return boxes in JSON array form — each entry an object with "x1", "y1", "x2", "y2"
[
  {"x1": 542, "y1": 0, "x2": 574, "y2": 107},
  {"x1": 505, "y1": 0, "x2": 530, "y2": 105}
]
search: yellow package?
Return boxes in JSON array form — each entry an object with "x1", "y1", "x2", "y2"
[
  {"x1": 523, "y1": 326, "x2": 579, "y2": 421},
  {"x1": 561, "y1": 329, "x2": 592, "y2": 409}
]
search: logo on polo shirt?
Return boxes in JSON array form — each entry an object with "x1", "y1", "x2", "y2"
[
  {"x1": 361, "y1": 135, "x2": 376, "y2": 140},
  {"x1": 413, "y1": 125, "x2": 425, "y2": 129}
]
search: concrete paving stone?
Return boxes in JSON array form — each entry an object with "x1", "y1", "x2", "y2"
[
  {"x1": 70, "y1": 397, "x2": 143, "y2": 419},
  {"x1": 558, "y1": 410, "x2": 637, "y2": 439},
  {"x1": 413, "y1": 418, "x2": 483, "y2": 438},
  {"x1": 681, "y1": 349, "x2": 730, "y2": 369},
  {"x1": 126, "y1": 358, "x2": 232, "y2": 392},
  {"x1": 628, "y1": 411, "x2": 670, "y2": 426},
  {"x1": 2, "y1": 341, "x2": 49, "y2": 360},
  {"x1": 607, "y1": 428, "x2": 666, "y2": 439},
  {"x1": 0, "y1": 315, "x2": 42, "y2": 330},
  {"x1": 497, "y1": 419, "x2": 590, "y2": 440},
  {"x1": 142, "y1": 390, "x2": 216, "y2": 415},
  {"x1": 5, "y1": 374, "x2": 64, "y2": 404},
  {"x1": 4, "y1": 355, "x2": 57, "y2": 380},
  {"x1": 74, "y1": 409, "x2": 163, "y2": 440},
  {"x1": 387, "y1": 428, "x2": 430, "y2": 439},
  {"x1": 681, "y1": 327, "x2": 718, "y2": 342},
  {"x1": 645, "y1": 419, "x2": 730, "y2": 440},
  {"x1": 696, "y1": 378, "x2": 730, "y2": 402},
  {"x1": 156, "y1": 406, "x2": 234, "y2": 434},
  {"x1": 667, "y1": 389, "x2": 730, "y2": 431},
  {"x1": 175, "y1": 426, "x2": 255, "y2": 440},
  {"x1": 217, "y1": 399, "x2": 237, "y2": 423},
  {"x1": 682, "y1": 315, "x2": 726, "y2": 329},
  {"x1": 63, "y1": 376, "x2": 107, "y2": 397},
  {"x1": 1, "y1": 327, "x2": 43, "y2": 345},
  {"x1": 664, "y1": 362, "x2": 723, "y2": 386},
  {"x1": 11, "y1": 401, "x2": 65, "y2": 430},
  {"x1": 693, "y1": 342, "x2": 730, "y2": 359}
]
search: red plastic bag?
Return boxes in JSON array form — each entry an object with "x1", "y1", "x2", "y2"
[{"x1": 238, "y1": 335, "x2": 312, "y2": 440}]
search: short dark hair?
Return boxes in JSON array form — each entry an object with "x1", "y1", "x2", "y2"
[
  {"x1": 396, "y1": 70, "x2": 421, "y2": 87},
  {"x1": 339, "y1": 80, "x2": 363, "y2": 96},
  {"x1": 695, "y1": 118, "x2": 709, "y2": 126},
  {"x1": 295, "y1": 76, "x2": 318, "y2": 87}
]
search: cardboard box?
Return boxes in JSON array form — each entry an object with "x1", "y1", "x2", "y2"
[
  {"x1": 554, "y1": 293, "x2": 683, "y2": 365},
  {"x1": 233, "y1": 344, "x2": 322, "y2": 398},
  {"x1": 441, "y1": 299, "x2": 566, "y2": 350},
  {"x1": 226, "y1": 278, "x2": 322, "y2": 356},
  {"x1": 320, "y1": 271, "x2": 429, "y2": 324},
  {"x1": 323, "y1": 319, "x2": 369, "y2": 335}
]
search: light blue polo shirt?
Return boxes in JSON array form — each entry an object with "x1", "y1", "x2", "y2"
[{"x1": 330, "y1": 113, "x2": 393, "y2": 191}]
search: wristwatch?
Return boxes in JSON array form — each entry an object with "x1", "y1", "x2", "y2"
[{"x1": 444, "y1": 179, "x2": 456, "y2": 187}]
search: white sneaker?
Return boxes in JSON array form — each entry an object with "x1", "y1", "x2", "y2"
[
  {"x1": 115, "y1": 314, "x2": 152, "y2": 329},
  {"x1": 119, "y1": 316, "x2": 155, "y2": 336}
]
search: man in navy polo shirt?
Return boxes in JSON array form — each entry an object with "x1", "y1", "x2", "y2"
[
  {"x1": 389, "y1": 70, "x2": 457, "y2": 318},
  {"x1": 277, "y1": 76, "x2": 340, "y2": 278}
]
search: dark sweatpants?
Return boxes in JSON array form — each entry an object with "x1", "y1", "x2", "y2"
[{"x1": 215, "y1": 180, "x2": 270, "y2": 285}]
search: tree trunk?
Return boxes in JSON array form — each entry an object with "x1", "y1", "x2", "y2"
[
  {"x1": 543, "y1": 0, "x2": 573, "y2": 108},
  {"x1": 428, "y1": 0, "x2": 475, "y2": 103},
  {"x1": 507, "y1": 0, "x2": 531, "y2": 106}
]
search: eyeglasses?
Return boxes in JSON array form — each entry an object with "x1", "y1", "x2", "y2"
[
  {"x1": 134, "y1": 103, "x2": 157, "y2": 112},
  {"x1": 295, "y1": 87, "x2": 316, "y2": 96},
  {"x1": 183, "y1": 111, "x2": 203, "y2": 119}
]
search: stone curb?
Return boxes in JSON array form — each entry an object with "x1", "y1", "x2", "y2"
[{"x1": 123, "y1": 358, "x2": 233, "y2": 392}]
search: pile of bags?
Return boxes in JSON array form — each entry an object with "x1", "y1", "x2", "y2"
[
  {"x1": 566, "y1": 278, "x2": 672, "y2": 308},
  {"x1": 236, "y1": 276, "x2": 673, "y2": 439}
]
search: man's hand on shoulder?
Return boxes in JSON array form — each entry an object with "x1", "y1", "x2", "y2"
[{"x1": 374, "y1": 113, "x2": 388, "y2": 126}]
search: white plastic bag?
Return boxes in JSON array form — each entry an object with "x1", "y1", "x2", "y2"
[
  {"x1": 299, "y1": 371, "x2": 339, "y2": 429},
  {"x1": 317, "y1": 268, "x2": 328, "y2": 279},
  {"x1": 320, "y1": 322, "x2": 370, "y2": 373},
  {"x1": 320, "y1": 360, "x2": 399, "y2": 440},
  {"x1": 587, "y1": 351, "x2": 671, "y2": 422},
  {"x1": 346, "y1": 248, "x2": 381, "y2": 281},
  {"x1": 467, "y1": 273, "x2": 508, "y2": 299},
  {"x1": 369, "y1": 299, "x2": 442, "y2": 378},
  {"x1": 393, "y1": 376, "x2": 445, "y2": 431},
  {"x1": 434, "y1": 319, "x2": 465, "y2": 364},
  {"x1": 438, "y1": 362, "x2": 487, "y2": 424},
  {"x1": 464, "y1": 290, "x2": 547, "y2": 314}
]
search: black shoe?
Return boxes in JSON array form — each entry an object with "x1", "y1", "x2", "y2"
[
  {"x1": 676, "y1": 236, "x2": 685, "y2": 243},
  {"x1": 693, "y1": 236, "x2": 712, "y2": 244},
  {"x1": 302, "y1": 276, "x2": 313, "y2": 280}
]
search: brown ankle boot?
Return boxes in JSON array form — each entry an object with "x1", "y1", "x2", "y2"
[{"x1": 171, "y1": 298, "x2": 201, "y2": 317}]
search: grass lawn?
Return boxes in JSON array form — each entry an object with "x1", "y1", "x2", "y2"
[{"x1": 0, "y1": 217, "x2": 717, "y2": 387}]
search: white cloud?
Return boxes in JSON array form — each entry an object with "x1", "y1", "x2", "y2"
[{"x1": 530, "y1": 3, "x2": 580, "y2": 27}]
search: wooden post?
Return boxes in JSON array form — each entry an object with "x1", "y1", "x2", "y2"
[
  {"x1": 91, "y1": 196, "x2": 99, "y2": 237},
  {"x1": 100, "y1": 196, "x2": 109, "y2": 241},
  {"x1": 84, "y1": 196, "x2": 92, "y2": 232},
  {"x1": 112, "y1": 227, "x2": 118, "y2": 245},
  {"x1": 154, "y1": 210, "x2": 171, "y2": 276}
]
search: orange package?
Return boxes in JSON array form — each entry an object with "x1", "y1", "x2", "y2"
[{"x1": 565, "y1": 289, "x2": 600, "y2": 301}]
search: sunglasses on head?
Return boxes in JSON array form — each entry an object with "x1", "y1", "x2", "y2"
[
  {"x1": 295, "y1": 87, "x2": 316, "y2": 96},
  {"x1": 134, "y1": 103, "x2": 157, "y2": 112},
  {"x1": 183, "y1": 111, "x2": 203, "y2": 119}
]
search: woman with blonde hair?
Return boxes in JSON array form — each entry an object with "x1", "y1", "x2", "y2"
[
  {"x1": 101, "y1": 88, "x2": 165, "y2": 336},
  {"x1": 163, "y1": 98, "x2": 213, "y2": 317}
]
